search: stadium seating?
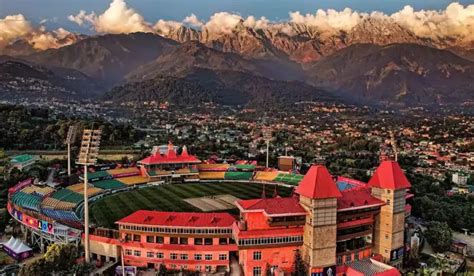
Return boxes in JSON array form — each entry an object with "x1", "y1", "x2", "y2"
[
  {"x1": 50, "y1": 189, "x2": 84, "y2": 204},
  {"x1": 274, "y1": 173, "x2": 304, "y2": 185},
  {"x1": 21, "y1": 185, "x2": 54, "y2": 196},
  {"x1": 254, "y1": 171, "x2": 279, "y2": 182},
  {"x1": 224, "y1": 172, "x2": 253, "y2": 181},
  {"x1": 198, "y1": 164, "x2": 230, "y2": 171},
  {"x1": 107, "y1": 167, "x2": 140, "y2": 177},
  {"x1": 66, "y1": 183, "x2": 103, "y2": 197},
  {"x1": 234, "y1": 164, "x2": 256, "y2": 171},
  {"x1": 41, "y1": 197, "x2": 76, "y2": 210},
  {"x1": 199, "y1": 171, "x2": 226, "y2": 180},
  {"x1": 11, "y1": 191, "x2": 42, "y2": 212},
  {"x1": 93, "y1": 179, "x2": 126, "y2": 190},
  {"x1": 117, "y1": 176, "x2": 149, "y2": 186},
  {"x1": 87, "y1": 170, "x2": 111, "y2": 182}
]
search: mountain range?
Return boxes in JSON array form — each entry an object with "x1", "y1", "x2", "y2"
[{"x1": 0, "y1": 18, "x2": 473, "y2": 108}]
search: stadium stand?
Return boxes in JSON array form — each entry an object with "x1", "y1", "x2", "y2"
[
  {"x1": 93, "y1": 179, "x2": 126, "y2": 190},
  {"x1": 254, "y1": 171, "x2": 279, "y2": 182},
  {"x1": 224, "y1": 172, "x2": 253, "y2": 181},
  {"x1": 50, "y1": 189, "x2": 84, "y2": 204},
  {"x1": 199, "y1": 171, "x2": 226, "y2": 180},
  {"x1": 21, "y1": 185, "x2": 54, "y2": 196},
  {"x1": 107, "y1": 167, "x2": 140, "y2": 178},
  {"x1": 117, "y1": 176, "x2": 149, "y2": 186},
  {"x1": 274, "y1": 173, "x2": 304, "y2": 185},
  {"x1": 197, "y1": 164, "x2": 230, "y2": 171},
  {"x1": 234, "y1": 164, "x2": 256, "y2": 171},
  {"x1": 11, "y1": 192, "x2": 42, "y2": 212},
  {"x1": 87, "y1": 170, "x2": 111, "y2": 182},
  {"x1": 41, "y1": 197, "x2": 76, "y2": 210}
]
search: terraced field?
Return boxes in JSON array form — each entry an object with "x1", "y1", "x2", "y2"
[{"x1": 90, "y1": 182, "x2": 293, "y2": 228}]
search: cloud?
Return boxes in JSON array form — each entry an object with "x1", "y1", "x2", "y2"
[
  {"x1": 390, "y1": 2, "x2": 474, "y2": 41},
  {"x1": 289, "y1": 8, "x2": 367, "y2": 32},
  {"x1": 204, "y1": 12, "x2": 243, "y2": 34},
  {"x1": 183, "y1": 14, "x2": 204, "y2": 28},
  {"x1": 0, "y1": 14, "x2": 76, "y2": 50},
  {"x1": 0, "y1": 14, "x2": 34, "y2": 48},
  {"x1": 153, "y1": 19, "x2": 182, "y2": 35},
  {"x1": 68, "y1": 0, "x2": 152, "y2": 34}
]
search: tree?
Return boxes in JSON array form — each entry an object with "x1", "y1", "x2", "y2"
[
  {"x1": 19, "y1": 243, "x2": 83, "y2": 276},
  {"x1": 424, "y1": 221, "x2": 453, "y2": 253},
  {"x1": 266, "y1": 263, "x2": 273, "y2": 276},
  {"x1": 292, "y1": 249, "x2": 307, "y2": 276},
  {"x1": 157, "y1": 263, "x2": 167, "y2": 276}
]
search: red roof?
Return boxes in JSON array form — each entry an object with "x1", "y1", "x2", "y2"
[
  {"x1": 236, "y1": 197, "x2": 306, "y2": 216},
  {"x1": 368, "y1": 161, "x2": 411, "y2": 190},
  {"x1": 116, "y1": 210, "x2": 236, "y2": 228},
  {"x1": 295, "y1": 165, "x2": 342, "y2": 199},
  {"x1": 338, "y1": 187, "x2": 385, "y2": 211},
  {"x1": 139, "y1": 143, "x2": 200, "y2": 165}
]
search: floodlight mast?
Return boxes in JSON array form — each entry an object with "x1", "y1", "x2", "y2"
[
  {"x1": 263, "y1": 128, "x2": 272, "y2": 168},
  {"x1": 76, "y1": 128, "x2": 101, "y2": 263},
  {"x1": 65, "y1": 125, "x2": 77, "y2": 176}
]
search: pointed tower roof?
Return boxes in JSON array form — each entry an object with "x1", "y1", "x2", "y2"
[
  {"x1": 368, "y1": 161, "x2": 411, "y2": 190},
  {"x1": 181, "y1": 145, "x2": 189, "y2": 157},
  {"x1": 295, "y1": 165, "x2": 342, "y2": 199},
  {"x1": 167, "y1": 141, "x2": 177, "y2": 158}
]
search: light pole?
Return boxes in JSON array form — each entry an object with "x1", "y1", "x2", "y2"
[
  {"x1": 263, "y1": 128, "x2": 272, "y2": 168},
  {"x1": 65, "y1": 125, "x2": 77, "y2": 176},
  {"x1": 76, "y1": 128, "x2": 101, "y2": 263}
]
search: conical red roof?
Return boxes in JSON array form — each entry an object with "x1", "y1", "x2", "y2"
[
  {"x1": 368, "y1": 161, "x2": 411, "y2": 190},
  {"x1": 295, "y1": 165, "x2": 342, "y2": 199}
]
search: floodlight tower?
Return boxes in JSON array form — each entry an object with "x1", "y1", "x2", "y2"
[
  {"x1": 263, "y1": 128, "x2": 272, "y2": 168},
  {"x1": 65, "y1": 125, "x2": 77, "y2": 176},
  {"x1": 76, "y1": 128, "x2": 101, "y2": 263},
  {"x1": 390, "y1": 130, "x2": 398, "y2": 161}
]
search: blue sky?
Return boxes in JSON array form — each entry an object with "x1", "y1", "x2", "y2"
[{"x1": 1, "y1": 0, "x2": 473, "y2": 32}]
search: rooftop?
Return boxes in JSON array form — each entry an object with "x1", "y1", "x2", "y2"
[
  {"x1": 139, "y1": 143, "x2": 200, "y2": 165},
  {"x1": 236, "y1": 196, "x2": 306, "y2": 216},
  {"x1": 347, "y1": 259, "x2": 400, "y2": 276},
  {"x1": 116, "y1": 210, "x2": 236, "y2": 228},
  {"x1": 295, "y1": 165, "x2": 342, "y2": 199},
  {"x1": 338, "y1": 187, "x2": 385, "y2": 211},
  {"x1": 368, "y1": 161, "x2": 411, "y2": 190}
]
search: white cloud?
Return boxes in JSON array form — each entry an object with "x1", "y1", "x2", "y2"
[
  {"x1": 204, "y1": 12, "x2": 243, "y2": 34},
  {"x1": 68, "y1": 0, "x2": 152, "y2": 34},
  {"x1": 183, "y1": 14, "x2": 204, "y2": 28},
  {"x1": 0, "y1": 14, "x2": 33, "y2": 48},
  {"x1": 289, "y1": 8, "x2": 367, "y2": 32}
]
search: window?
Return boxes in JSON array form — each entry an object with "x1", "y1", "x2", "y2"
[
  {"x1": 147, "y1": 252, "x2": 154, "y2": 258},
  {"x1": 253, "y1": 251, "x2": 262, "y2": 260},
  {"x1": 387, "y1": 199, "x2": 391, "y2": 205},
  {"x1": 181, "y1": 265, "x2": 187, "y2": 270},
  {"x1": 146, "y1": 236, "x2": 154, "y2": 243},
  {"x1": 170, "y1": 253, "x2": 178, "y2": 260},
  {"x1": 134, "y1": 250, "x2": 141, "y2": 257},
  {"x1": 204, "y1": 238, "x2": 213, "y2": 245},
  {"x1": 180, "y1": 237, "x2": 188, "y2": 245},
  {"x1": 194, "y1": 238, "x2": 203, "y2": 245},
  {"x1": 205, "y1": 265, "x2": 212, "y2": 272},
  {"x1": 156, "y1": 252, "x2": 164, "y2": 259},
  {"x1": 385, "y1": 234, "x2": 389, "y2": 239},
  {"x1": 156, "y1": 236, "x2": 164, "y2": 244},
  {"x1": 253, "y1": 267, "x2": 262, "y2": 276},
  {"x1": 170, "y1": 264, "x2": 177, "y2": 269},
  {"x1": 195, "y1": 265, "x2": 201, "y2": 271},
  {"x1": 194, "y1": 254, "x2": 202, "y2": 260},
  {"x1": 180, "y1": 254, "x2": 188, "y2": 260},
  {"x1": 133, "y1": 234, "x2": 141, "y2": 242},
  {"x1": 125, "y1": 234, "x2": 131, "y2": 241},
  {"x1": 336, "y1": 255, "x2": 342, "y2": 265},
  {"x1": 170, "y1": 237, "x2": 179, "y2": 244},
  {"x1": 345, "y1": 255, "x2": 351, "y2": 263},
  {"x1": 125, "y1": 249, "x2": 132, "y2": 255},
  {"x1": 205, "y1": 254, "x2": 213, "y2": 260},
  {"x1": 219, "y1": 238, "x2": 228, "y2": 245},
  {"x1": 354, "y1": 252, "x2": 359, "y2": 261},
  {"x1": 219, "y1": 254, "x2": 227, "y2": 260}
]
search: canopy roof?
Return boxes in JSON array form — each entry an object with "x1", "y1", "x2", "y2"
[
  {"x1": 139, "y1": 143, "x2": 200, "y2": 165},
  {"x1": 3, "y1": 236, "x2": 32, "y2": 254}
]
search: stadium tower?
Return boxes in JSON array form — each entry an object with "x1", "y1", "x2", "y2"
[
  {"x1": 368, "y1": 160, "x2": 411, "y2": 267},
  {"x1": 295, "y1": 165, "x2": 342, "y2": 275}
]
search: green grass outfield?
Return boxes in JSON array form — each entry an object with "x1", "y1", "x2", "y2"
[{"x1": 90, "y1": 182, "x2": 293, "y2": 229}]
